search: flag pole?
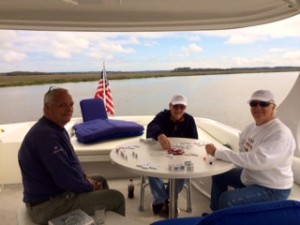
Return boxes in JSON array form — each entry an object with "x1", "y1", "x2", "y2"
[
  {"x1": 102, "y1": 60, "x2": 106, "y2": 106},
  {"x1": 94, "y1": 60, "x2": 115, "y2": 116}
]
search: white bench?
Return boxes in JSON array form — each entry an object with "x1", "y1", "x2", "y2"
[{"x1": 17, "y1": 204, "x2": 147, "y2": 225}]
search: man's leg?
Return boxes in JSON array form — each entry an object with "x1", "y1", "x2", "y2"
[
  {"x1": 72, "y1": 189, "x2": 125, "y2": 216},
  {"x1": 27, "y1": 175, "x2": 125, "y2": 225},
  {"x1": 148, "y1": 177, "x2": 168, "y2": 205},
  {"x1": 26, "y1": 192, "x2": 75, "y2": 225},
  {"x1": 148, "y1": 177, "x2": 169, "y2": 213},
  {"x1": 218, "y1": 185, "x2": 291, "y2": 210},
  {"x1": 27, "y1": 190, "x2": 125, "y2": 225},
  {"x1": 166, "y1": 178, "x2": 185, "y2": 199},
  {"x1": 73, "y1": 176, "x2": 125, "y2": 216},
  {"x1": 163, "y1": 179, "x2": 185, "y2": 214},
  {"x1": 173, "y1": 179, "x2": 185, "y2": 196},
  {"x1": 210, "y1": 168, "x2": 244, "y2": 211}
]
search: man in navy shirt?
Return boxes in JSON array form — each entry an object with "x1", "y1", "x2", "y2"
[
  {"x1": 146, "y1": 94, "x2": 198, "y2": 215},
  {"x1": 19, "y1": 87, "x2": 125, "y2": 224}
]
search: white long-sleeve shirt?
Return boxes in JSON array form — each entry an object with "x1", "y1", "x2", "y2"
[{"x1": 215, "y1": 118, "x2": 296, "y2": 189}]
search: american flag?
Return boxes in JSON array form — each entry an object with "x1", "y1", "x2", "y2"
[{"x1": 94, "y1": 62, "x2": 115, "y2": 116}]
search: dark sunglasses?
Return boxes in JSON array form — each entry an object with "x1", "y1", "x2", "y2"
[
  {"x1": 172, "y1": 104, "x2": 186, "y2": 110},
  {"x1": 249, "y1": 101, "x2": 273, "y2": 108}
]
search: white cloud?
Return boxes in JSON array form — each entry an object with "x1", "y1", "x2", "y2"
[
  {"x1": 0, "y1": 14, "x2": 299, "y2": 72},
  {"x1": 145, "y1": 41, "x2": 158, "y2": 47},
  {"x1": 230, "y1": 53, "x2": 300, "y2": 67},
  {"x1": 168, "y1": 43, "x2": 203, "y2": 58},
  {"x1": 99, "y1": 43, "x2": 134, "y2": 54},
  {"x1": 183, "y1": 43, "x2": 203, "y2": 52},
  {"x1": 269, "y1": 48, "x2": 290, "y2": 53},
  {"x1": 0, "y1": 30, "x2": 18, "y2": 48},
  {"x1": 179, "y1": 43, "x2": 203, "y2": 57},
  {"x1": 88, "y1": 52, "x2": 114, "y2": 61},
  {"x1": 187, "y1": 34, "x2": 202, "y2": 41},
  {"x1": 225, "y1": 35, "x2": 267, "y2": 45},
  {"x1": 3, "y1": 51, "x2": 27, "y2": 62},
  {"x1": 201, "y1": 15, "x2": 300, "y2": 45},
  {"x1": 86, "y1": 42, "x2": 135, "y2": 61},
  {"x1": 50, "y1": 33, "x2": 89, "y2": 58},
  {"x1": 283, "y1": 50, "x2": 300, "y2": 58}
]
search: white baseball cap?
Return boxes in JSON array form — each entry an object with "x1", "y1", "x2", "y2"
[
  {"x1": 248, "y1": 90, "x2": 275, "y2": 103},
  {"x1": 170, "y1": 94, "x2": 187, "y2": 106}
]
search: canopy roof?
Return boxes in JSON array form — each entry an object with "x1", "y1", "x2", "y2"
[{"x1": 0, "y1": 0, "x2": 300, "y2": 31}]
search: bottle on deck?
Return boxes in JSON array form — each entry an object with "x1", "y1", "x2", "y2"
[{"x1": 128, "y1": 179, "x2": 134, "y2": 199}]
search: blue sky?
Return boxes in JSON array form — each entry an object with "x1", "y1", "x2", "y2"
[{"x1": 0, "y1": 14, "x2": 299, "y2": 73}]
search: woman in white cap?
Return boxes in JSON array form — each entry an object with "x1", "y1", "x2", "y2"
[
  {"x1": 146, "y1": 94, "x2": 198, "y2": 215},
  {"x1": 205, "y1": 89, "x2": 296, "y2": 212}
]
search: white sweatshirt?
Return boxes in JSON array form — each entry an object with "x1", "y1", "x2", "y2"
[{"x1": 215, "y1": 118, "x2": 296, "y2": 189}]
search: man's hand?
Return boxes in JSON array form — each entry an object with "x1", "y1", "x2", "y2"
[
  {"x1": 158, "y1": 134, "x2": 171, "y2": 150},
  {"x1": 205, "y1": 143, "x2": 217, "y2": 157},
  {"x1": 86, "y1": 176, "x2": 104, "y2": 191}
]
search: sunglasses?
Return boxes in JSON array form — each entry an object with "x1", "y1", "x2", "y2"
[
  {"x1": 249, "y1": 101, "x2": 273, "y2": 108},
  {"x1": 172, "y1": 104, "x2": 186, "y2": 110}
]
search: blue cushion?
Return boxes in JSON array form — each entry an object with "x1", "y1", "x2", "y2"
[
  {"x1": 150, "y1": 200, "x2": 300, "y2": 225},
  {"x1": 80, "y1": 98, "x2": 108, "y2": 122},
  {"x1": 151, "y1": 217, "x2": 204, "y2": 225},
  {"x1": 200, "y1": 200, "x2": 300, "y2": 225},
  {"x1": 73, "y1": 119, "x2": 144, "y2": 143}
]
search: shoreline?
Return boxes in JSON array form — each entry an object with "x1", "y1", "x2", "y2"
[{"x1": 0, "y1": 68, "x2": 299, "y2": 87}]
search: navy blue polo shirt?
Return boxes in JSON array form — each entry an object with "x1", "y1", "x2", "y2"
[{"x1": 18, "y1": 116, "x2": 93, "y2": 203}]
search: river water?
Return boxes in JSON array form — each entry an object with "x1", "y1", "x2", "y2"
[{"x1": 0, "y1": 72, "x2": 298, "y2": 130}]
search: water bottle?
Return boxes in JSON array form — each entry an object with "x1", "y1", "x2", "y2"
[{"x1": 128, "y1": 179, "x2": 134, "y2": 199}]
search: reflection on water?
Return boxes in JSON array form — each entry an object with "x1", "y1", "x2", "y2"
[{"x1": 0, "y1": 72, "x2": 298, "y2": 130}]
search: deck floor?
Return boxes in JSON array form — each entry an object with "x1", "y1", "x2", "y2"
[{"x1": 0, "y1": 178, "x2": 211, "y2": 225}]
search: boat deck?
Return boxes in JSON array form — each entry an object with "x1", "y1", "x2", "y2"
[
  {"x1": 1, "y1": 116, "x2": 299, "y2": 224},
  {"x1": 0, "y1": 178, "x2": 211, "y2": 225}
]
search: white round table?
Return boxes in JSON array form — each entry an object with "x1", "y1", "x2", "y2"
[{"x1": 110, "y1": 137, "x2": 234, "y2": 218}]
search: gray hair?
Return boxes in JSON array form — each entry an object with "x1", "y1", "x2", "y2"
[{"x1": 44, "y1": 87, "x2": 68, "y2": 105}]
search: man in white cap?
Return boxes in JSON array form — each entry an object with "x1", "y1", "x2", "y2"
[
  {"x1": 205, "y1": 90, "x2": 295, "y2": 212},
  {"x1": 146, "y1": 94, "x2": 198, "y2": 215}
]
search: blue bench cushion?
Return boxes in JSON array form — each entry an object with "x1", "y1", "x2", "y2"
[
  {"x1": 73, "y1": 119, "x2": 144, "y2": 143},
  {"x1": 151, "y1": 217, "x2": 204, "y2": 225},
  {"x1": 200, "y1": 200, "x2": 300, "y2": 225},
  {"x1": 80, "y1": 98, "x2": 108, "y2": 122},
  {"x1": 151, "y1": 200, "x2": 300, "y2": 225}
]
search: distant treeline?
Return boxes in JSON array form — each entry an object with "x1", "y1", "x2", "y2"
[
  {"x1": 1, "y1": 66, "x2": 300, "y2": 76},
  {"x1": 0, "y1": 67, "x2": 299, "y2": 87},
  {"x1": 171, "y1": 66, "x2": 300, "y2": 73}
]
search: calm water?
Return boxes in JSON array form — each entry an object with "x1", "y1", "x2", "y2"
[{"x1": 0, "y1": 72, "x2": 298, "y2": 130}]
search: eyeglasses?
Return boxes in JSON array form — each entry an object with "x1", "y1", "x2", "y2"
[
  {"x1": 44, "y1": 86, "x2": 65, "y2": 103},
  {"x1": 46, "y1": 86, "x2": 59, "y2": 94},
  {"x1": 45, "y1": 86, "x2": 66, "y2": 96},
  {"x1": 249, "y1": 101, "x2": 273, "y2": 108},
  {"x1": 172, "y1": 104, "x2": 186, "y2": 110}
]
